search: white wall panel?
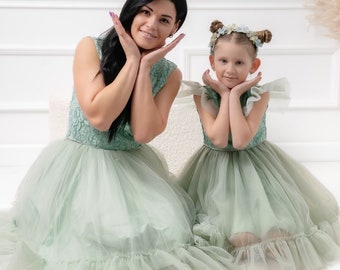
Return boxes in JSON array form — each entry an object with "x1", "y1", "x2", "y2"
[
  {"x1": 0, "y1": 53, "x2": 73, "y2": 104},
  {"x1": 0, "y1": 112, "x2": 49, "y2": 144}
]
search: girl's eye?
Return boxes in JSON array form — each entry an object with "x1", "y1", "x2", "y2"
[{"x1": 236, "y1": 61, "x2": 243, "y2": 65}]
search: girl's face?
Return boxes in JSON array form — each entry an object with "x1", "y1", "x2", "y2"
[
  {"x1": 209, "y1": 39, "x2": 260, "y2": 89},
  {"x1": 131, "y1": 0, "x2": 179, "y2": 50}
]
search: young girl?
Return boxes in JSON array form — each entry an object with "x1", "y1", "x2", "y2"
[
  {"x1": 178, "y1": 20, "x2": 340, "y2": 269},
  {"x1": 0, "y1": 4, "x2": 235, "y2": 270}
]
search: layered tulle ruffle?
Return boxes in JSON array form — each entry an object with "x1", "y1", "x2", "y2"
[
  {"x1": 0, "y1": 139, "x2": 236, "y2": 270},
  {"x1": 179, "y1": 141, "x2": 340, "y2": 270}
]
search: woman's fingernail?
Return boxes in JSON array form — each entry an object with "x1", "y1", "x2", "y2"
[{"x1": 109, "y1": 11, "x2": 115, "y2": 17}]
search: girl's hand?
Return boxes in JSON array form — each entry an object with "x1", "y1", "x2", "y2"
[
  {"x1": 140, "y1": 34, "x2": 185, "y2": 68},
  {"x1": 202, "y1": 69, "x2": 229, "y2": 96},
  {"x1": 231, "y1": 72, "x2": 262, "y2": 97},
  {"x1": 110, "y1": 12, "x2": 141, "y2": 62}
]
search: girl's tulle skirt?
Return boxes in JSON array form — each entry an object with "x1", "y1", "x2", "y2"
[
  {"x1": 179, "y1": 140, "x2": 340, "y2": 270},
  {"x1": 0, "y1": 139, "x2": 235, "y2": 270}
]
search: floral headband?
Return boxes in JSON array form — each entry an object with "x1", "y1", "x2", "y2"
[{"x1": 209, "y1": 24, "x2": 262, "y2": 52}]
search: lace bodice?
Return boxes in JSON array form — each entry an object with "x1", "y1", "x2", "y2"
[
  {"x1": 202, "y1": 86, "x2": 267, "y2": 151},
  {"x1": 66, "y1": 37, "x2": 177, "y2": 150}
]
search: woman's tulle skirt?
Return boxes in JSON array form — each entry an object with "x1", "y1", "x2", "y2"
[
  {"x1": 0, "y1": 139, "x2": 235, "y2": 270},
  {"x1": 179, "y1": 141, "x2": 340, "y2": 270}
]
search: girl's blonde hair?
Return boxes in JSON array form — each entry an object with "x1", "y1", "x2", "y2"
[{"x1": 209, "y1": 20, "x2": 272, "y2": 57}]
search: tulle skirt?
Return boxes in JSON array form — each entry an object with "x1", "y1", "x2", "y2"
[
  {"x1": 0, "y1": 139, "x2": 235, "y2": 270},
  {"x1": 178, "y1": 140, "x2": 340, "y2": 270}
]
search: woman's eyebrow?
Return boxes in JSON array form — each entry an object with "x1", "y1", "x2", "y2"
[{"x1": 144, "y1": 4, "x2": 174, "y2": 21}]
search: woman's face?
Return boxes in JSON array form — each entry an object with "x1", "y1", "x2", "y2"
[{"x1": 130, "y1": 0, "x2": 179, "y2": 50}]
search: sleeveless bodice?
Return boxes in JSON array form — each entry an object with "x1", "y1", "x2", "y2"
[
  {"x1": 202, "y1": 86, "x2": 267, "y2": 151},
  {"x1": 66, "y1": 37, "x2": 177, "y2": 150}
]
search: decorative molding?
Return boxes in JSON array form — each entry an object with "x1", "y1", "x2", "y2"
[
  {"x1": 263, "y1": 47, "x2": 340, "y2": 55},
  {"x1": 0, "y1": 103, "x2": 48, "y2": 113},
  {"x1": 333, "y1": 50, "x2": 340, "y2": 106},
  {"x1": 0, "y1": 48, "x2": 74, "y2": 56},
  {"x1": 187, "y1": 1, "x2": 304, "y2": 10},
  {"x1": 0, "y1": 0, "x2": 304, "y2": 10},
  {"x1": 0, "y1": 0, "x2": 123, "y2": 9}
]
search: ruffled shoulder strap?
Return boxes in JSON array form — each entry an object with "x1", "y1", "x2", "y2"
[
  {"x1": 243, "y1": 77, "x2": 290, "y2": 116},
  {"x1": 178, "y1": 78, "x2": 290, "y2": 117},
  {"x1": 178, "y1": 80, "x2": 220, "y2": 116},
  {"x1": 177, "y1": 80, "x2": 206, "y2": 97}
]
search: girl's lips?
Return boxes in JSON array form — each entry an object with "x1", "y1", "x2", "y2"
[{"x1": 224, "y1": 76, "x2": 236, "y2": 80}]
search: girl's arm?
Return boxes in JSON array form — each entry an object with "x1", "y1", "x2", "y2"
[
  {"x1": 194, "y1": 91, "x2": 231, "y2": 148},
  {"x1": 130, "y1": 34, "x2": 185, "y2": 143},
  {"x1": 195, "y1": 69, "x2": 231, "y2": 148},
  {"x1": 229, "y1": 87, "x2": 269, "y2": 150}
]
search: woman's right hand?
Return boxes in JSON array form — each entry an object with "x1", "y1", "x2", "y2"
[{"x1": 110, "y1": 12, "x2": 141, "y2": 62}]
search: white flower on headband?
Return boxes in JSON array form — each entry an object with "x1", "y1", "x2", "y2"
[
  {"x1": 209, "y1": 24, "x2": 263, "y2": 52},
  {"x1": 217, "y1": 26, "x2": 227, "y2": 37}
]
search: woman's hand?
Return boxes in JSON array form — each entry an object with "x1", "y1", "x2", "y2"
[
  {"x1": 140, "y1": 34, "x2": 185, "y2": 69},
  {"x1": 110, "y1": 12, "x2": 141, "y2": 62},
  {"x1": 202, "y1": 69, "x2": 230, "y2": 96}
]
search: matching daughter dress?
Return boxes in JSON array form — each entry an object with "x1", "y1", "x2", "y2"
[{"x1": 178, "y1": 79, "x2": 340, "y2": 269}]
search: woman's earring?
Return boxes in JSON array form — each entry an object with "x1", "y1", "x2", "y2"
[{"x1": 169, "y1": 33, "x2": 173, "y2": 38}]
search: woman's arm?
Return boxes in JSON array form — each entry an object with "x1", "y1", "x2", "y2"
[
  {"x1": 131, "y1": 67, "x2": 181, "y2": 143},
  {"x1": 73, "y1": 37, "x2": 140, "y2": 131},
  {"x1": 130, "y1": 34, "x2": 185, "y2": 143},
  {"x1": 73, "y1": 13, "x2": 141, "y2": 131}
]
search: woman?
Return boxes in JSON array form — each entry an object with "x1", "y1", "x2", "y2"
[{"x1": 0, "y1": 2, "x2": 234, "y2": 269}]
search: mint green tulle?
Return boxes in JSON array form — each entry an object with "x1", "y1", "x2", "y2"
[
  {"x1": 179, "y1": 142, "x2": 340, "y2": 270},
  {"x1": 0, "y1": 140, "x2": 238, "y2": 270}
]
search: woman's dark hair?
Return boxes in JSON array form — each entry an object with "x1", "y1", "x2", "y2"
[{"x1": 100, "y1": 0, "x2": 187, "y2": 142}]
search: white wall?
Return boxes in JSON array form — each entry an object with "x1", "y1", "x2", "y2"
[{"x1": 0, "y1": 0, "x2": 340, "y2": 208}]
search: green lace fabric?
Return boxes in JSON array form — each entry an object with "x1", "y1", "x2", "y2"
[
  {"x1": 202, "y1": 86, "x2": 267, "y2": 151},
  {"x1": 66, "y1": 37, "x2": 177, "y2": 150}
]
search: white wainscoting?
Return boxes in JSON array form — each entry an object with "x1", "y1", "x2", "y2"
[{"x1": 0, "y1": 0, "x2": 339, "y2": 208}]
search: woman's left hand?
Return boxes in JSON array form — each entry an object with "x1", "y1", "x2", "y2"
[{"x1": 140, "y1": 34, "x2": 185, "y2": 68}]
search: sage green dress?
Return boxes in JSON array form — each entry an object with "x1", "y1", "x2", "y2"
[
  {"x1": 0, "y1": 38, "x2": 235, "y2": 270},
  {"x1": 178, "y1": 80, "x2": 340, "y2": 270}
]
